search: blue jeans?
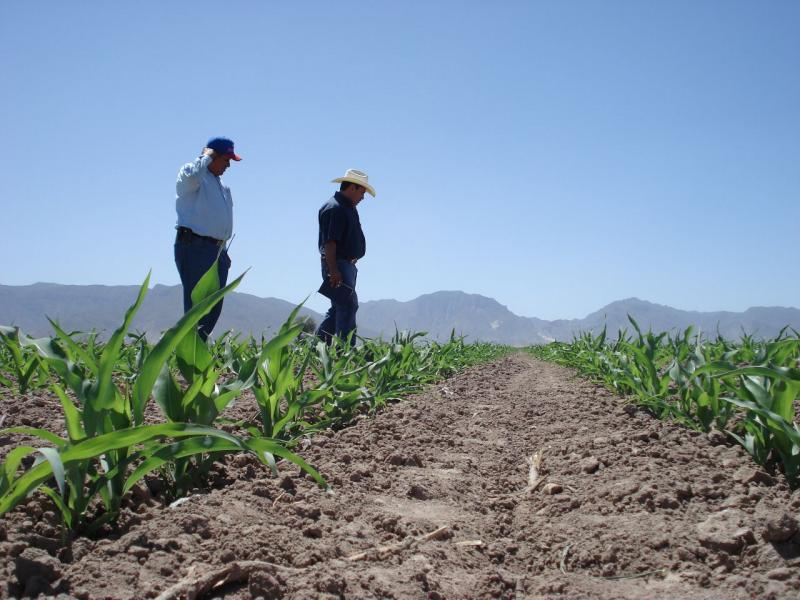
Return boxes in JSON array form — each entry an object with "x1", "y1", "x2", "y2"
[
  {"x1": 317, "y1": 260, "x2": 358, "y2": 345},
  {"x1": 174, "y1": 237, "x2": 230, "y2": 341}
]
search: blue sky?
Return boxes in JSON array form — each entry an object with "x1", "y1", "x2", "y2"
[{"x1": 1, "y1": 1, "x2": 798, "y2": 320}]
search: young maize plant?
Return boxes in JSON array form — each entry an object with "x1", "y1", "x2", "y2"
[
  {"x1": 146, "y1": 265, "x2": 264, "y2": 495},
  {"x1": 302, "y1": 338, "x2": 375, "y2": 431},
  {"x1": 0, "y1": 326, "x2": 51, "y2": 393},
  {"x1": 0, "y1": 266, "x2": 324, "y2": 531},
  {"x1": 529, "y1": 320, "x2": 800, "y2": 487},
  {"x1": 250, "y1": 305, "x2": 324, "y2": 440},
  {"x1": 249, "y1": 325, "x2": 511, "y2": 441},
  {"x1": 361, "y1": 331, "x2": 433, "y2": 407},
  {"x1": 711, "y1": 337, "x2": 800, "y2": 482},
  {"x1": 0, "y1": 263, "x2": 512, "y2": 531}
]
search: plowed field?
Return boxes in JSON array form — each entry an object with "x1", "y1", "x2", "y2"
[{"x1": 1, "y1": 353, "x2": 799, "y2": 599}]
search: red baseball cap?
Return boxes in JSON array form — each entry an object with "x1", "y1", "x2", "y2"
[{"x1": 207, "y1": 137, "x2": 242, "y2": 161}]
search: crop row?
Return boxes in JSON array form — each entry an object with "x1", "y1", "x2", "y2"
[
  {"x1": 528, "y1": 317, "x2": 800, "y2": 488},
  {"x1": 0, "y1": 264, "x2": 509, "y2": 533}
]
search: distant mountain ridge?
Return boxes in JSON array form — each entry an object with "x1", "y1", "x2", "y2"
[
  {"x1": 0, "y1": 283, "x2": 324, "y2": 341},
  {"x1": 356, "y1": 292, "x2": 554, "y2": 345},
  {"x1": 359, "y1": 293, "x2": 800, "y2": 343},
  {"x1": 1, "y1": 283, "x2": 798, "y2": 345}
]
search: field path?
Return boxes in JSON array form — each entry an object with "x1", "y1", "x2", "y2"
[{"x1": 2, "y1": 353, "x2": 799, "y2": 599}]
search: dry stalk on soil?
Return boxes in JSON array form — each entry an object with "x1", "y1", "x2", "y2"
[
  {"x1": 486, "y1": 450, "x2": 548, "y2": 502},
  {"x1": 154, "y1": 561, "x2": 304, "y2": 600},
  {"x1": 455, "y1": 539, "x2": 483, "y2": 547},
  {"x1": 559, "y1": 543, "x2": 572, "y2": 574},
  {"x1": 156, "y1": 524, "x2": 455, "y2": 599},
  {"x1": 272, "y1": 490, "x2": 286, "y2": 507},
  {"x1": 346, "y1": 525, "x2": 450, "y2": 561},
  {"x1": 525, "y1": 449, "x2": 545, "y2": 493},
  {"x1": 527, "y1": 476, "x2": 547, "y2": 493}
]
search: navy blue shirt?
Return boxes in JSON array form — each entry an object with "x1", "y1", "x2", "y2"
[{"x1": 318, "y1": 192, "x2": 366, "y2": 260}]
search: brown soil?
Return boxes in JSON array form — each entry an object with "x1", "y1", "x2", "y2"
[{"x1": 1, "y1": 353, "x2": 799, "y2": 599}]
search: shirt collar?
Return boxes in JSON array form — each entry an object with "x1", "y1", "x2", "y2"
[{"x1": 334, "y1": 191, "x2": 355, "y2": 208}]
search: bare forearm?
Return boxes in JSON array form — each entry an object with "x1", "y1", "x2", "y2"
[
  {"x1": 323, "y1": 241, "x2": 343, "y2": 287},
  {"x1": 324, "y1": 241, "x2": 338, "y2": 272}
]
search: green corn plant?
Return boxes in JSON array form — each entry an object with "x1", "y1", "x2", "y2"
[
  {"x1": 154, "y1": 265, "x2": 257, "y2": 427},
  {"x1": 716, "y1": 363, "x2": 800, "y2": 485},
  {"x1": 313, "y1": 338, "x2": 376, "y2": 421},
  {"x1": 435, "y1": 335, "x2": 511, "y2": 375},
  {"x1": 2, "y1": 266, "x2": 516, "y2": 529},
  {"x1": 150, "y1": 265, "x2": 271, "y2": 494},
  {"x1": 0, "y1": 326, "x2": 50, "y2": 393},
  {"x1": 251, "y1": 307, "x2": 337, "y2": 439},
  {"x1": 0, "y1": 342, "x2": 13, "y2": 388},
  {"x1": 250, "y1": 311, "x2": 508, "y2": 440},
  {"x1": 529, "y1": 327, "x2": 800, "y2": 487},
  {"x1": 0, "y1": 275, "x2": 154, "y2": 527},
  {"x1": 667, "y1": 350, "x2": 731, "y2": 431},
  {"x1": 620, "y1": 316, "x2": 671, "y2": 399},
  {"x1": 209, "y1": 331, "x2": 251, "y2": 375},
  {"x1": 117, "y1": 331, "x2": 150, "y2": 386},
  {"x1": 251, "y1": 309, "x2": 303, "y2": 438},
  {"x1": 363, "y1": 330, "x2": 430, "y2": 407},
  {"x1": 658, "y1": 328, "x2": 736, "y2": 430},
  {"x1": 2, "y1": 272, "x2": 203, "y2": 524},
  {"x1": 0, "y1": 421, "x2": 325, "y2": 531},
  {"x1": 0, "y1": 266, "x2": 326, "y2": 530}
]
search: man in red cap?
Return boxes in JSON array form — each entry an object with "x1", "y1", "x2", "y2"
[{"x1": 174, "y1": 137, "x2": 242, "y2": 341}]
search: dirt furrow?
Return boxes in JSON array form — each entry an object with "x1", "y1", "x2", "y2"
[{"x1": 1, "y1": 353, "x2": 799, "y2": 599}]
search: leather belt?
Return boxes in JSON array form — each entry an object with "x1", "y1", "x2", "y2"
[
  {"x1": 176, "y1": 227, "x2": 224, "y2": 247},
  {"x1": 321, "y1": 256, "x2": 358, "y2": 264}
]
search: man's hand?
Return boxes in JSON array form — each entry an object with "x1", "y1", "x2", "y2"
[
  {"x1": 328, "y1": 270, "x2": 343, "y2": 288},
  {"x1": 323, "y1": 240, "x2": 342, "y2": 286}
]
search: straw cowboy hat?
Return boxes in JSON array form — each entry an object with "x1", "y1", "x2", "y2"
[{"x1": 332, "y1": 169, "x2": 376, "y2": 197}]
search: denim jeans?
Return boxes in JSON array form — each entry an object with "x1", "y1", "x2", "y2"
[
  {"x1": 174, "y1": 236, "x2": 230, "y2": 341},
  {"x1": 317, "y1": 259, "x2": 358, "y2": 345}
]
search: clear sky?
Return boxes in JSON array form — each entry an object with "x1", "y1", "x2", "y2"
[{"x1": 1, "y1": 1, "x2": 798, "y2": 320}]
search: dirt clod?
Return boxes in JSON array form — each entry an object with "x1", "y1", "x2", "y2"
[
  {"x1": 407, "y1": 484, "x2": 433, "y2": 500},
  {"x1": 734, "y1": 466, "x2": 776, "y2": 486},
  {"x1": 14, "y1": 547, "x2": 62, "y2": 583},
  {"x1": 387, "y1": 452, "x2": 424, "y2": 467},
  {"x1": 581, "y1": 456, "x2": 600, "y2": 474},
  {"x1": 696, "y1": 509, "x2": 753, "y2": 552},
  {"x1": 543, "y1": 483, "x2": 563, "y2": 495},
  {"x1": 761, "y1": 512, "x2": 798, "y2": 542}
]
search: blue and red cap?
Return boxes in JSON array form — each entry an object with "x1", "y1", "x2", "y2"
[{"x1": 207, "y1": 137, "x2": 242, "y2": 161}]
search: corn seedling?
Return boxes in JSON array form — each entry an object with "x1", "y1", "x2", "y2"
[{"x1": 529, "y1": 321, "x2": 800, "y2": 487}]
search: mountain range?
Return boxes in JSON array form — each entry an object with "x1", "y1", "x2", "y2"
[{"x1": 1, "y1": 283, "x2": 798, "y2": 345}]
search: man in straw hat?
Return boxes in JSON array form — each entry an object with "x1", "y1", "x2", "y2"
[
  {"x1": 316, "y1": 169, "x2": 376, "y2": 345},
  {"x1": 174, "y1": 136, "x2": 242, "y2": 341}
]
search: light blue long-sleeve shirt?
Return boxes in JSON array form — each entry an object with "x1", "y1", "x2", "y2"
[{"x1": 175, "y1": 154, "x2": 233, "y2": 241}]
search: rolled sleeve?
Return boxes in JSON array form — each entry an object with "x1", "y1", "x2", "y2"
[
  {"x1": 319, "y1": 206, "x2": 346, "y2": 244},
  {"x1": 176, "y1": 155, "x2": 212, "y2": 196}
]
